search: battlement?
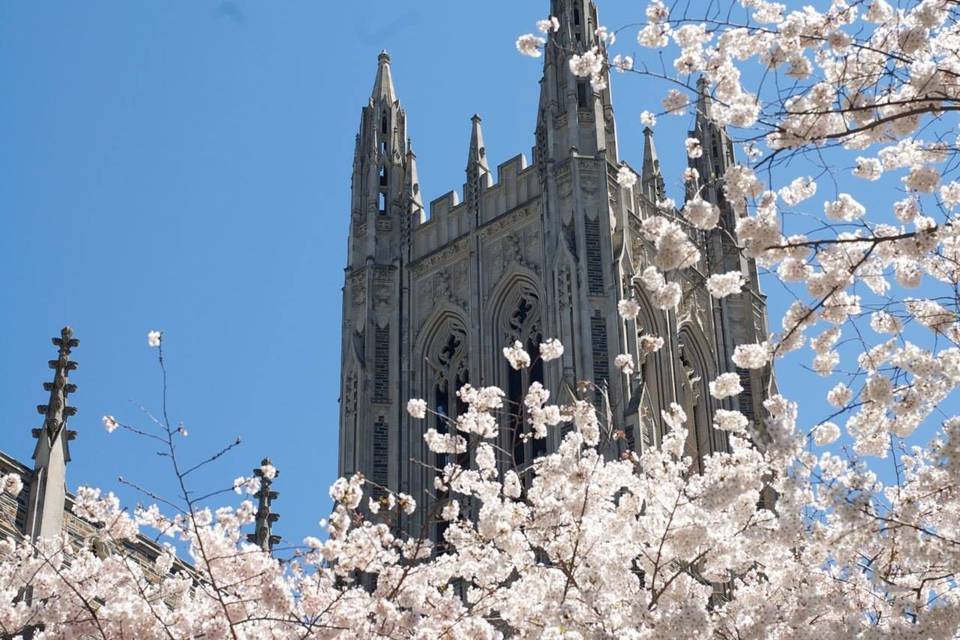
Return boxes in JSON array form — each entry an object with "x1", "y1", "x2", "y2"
[{"x1": 411, "y1": 151, "x2": 542, "y2": 260}]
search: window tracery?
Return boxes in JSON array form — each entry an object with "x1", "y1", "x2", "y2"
[
  {"x1": 498, "y1": 285, "x2": 545, "y2": 469},
  {"x1": 423, "y1": 319, "x2": 469, "y2": 544}
]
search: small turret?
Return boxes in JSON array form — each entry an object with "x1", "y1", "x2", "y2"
[
  {"x1": 25, "y1": 327, "x2": 79, "y2": 542},
  {"x1": 371, "y1": 50, "x2": 396, "y2": 104},
  {"x1": 405, "y1": 143, "x2": 424, "y2": 223},
  {"x1": 247, "y1": 458, "x2": 281, "y2": 552},
  {"x1": 640, "y1": 127, "x2": 665, "y2": 204},
  {"x1": 687, "y1": 75, "x2": 736, "y2": 225},
  {"x1": 465, "y1": 114, "x2": 492, "y2": 218},
  {"x1": 695, "y1": 75, "x2": 713, "y2": 126}
]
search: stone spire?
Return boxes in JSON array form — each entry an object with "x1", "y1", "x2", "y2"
[
  {"x1": 535, "y1": 0, "x2": 618, "y2": 161},
  {"x1": 640, "y1": 126, "x2": 665, "y2": 204},
  {"x1": 465, "y1": 114, "x2": 492, "y2": 217},
  {"x1": 347, "y1": 51, "x2": 412, "y2": 267},
  {"x1": 246, "y1": 458, "x2": 280, "y2": 552},
  {"x1": 405, "y1": 142, "x2": 424, "y2": 221},
  {"x1": 549, "y1": 0, "x2": 601, "y2": 51},
  {"x1": 695, "y1": 75, "x2": 713, "y2": 128},
  {"x1": 371, "y1": 50, "x2": 396, "y2": 104},
  {"x1": 687, "y1": 75, "x2": 734, "y2": 206},
  {"x1": 25, "y1": 327, "x2": 79, "y2": 542}
]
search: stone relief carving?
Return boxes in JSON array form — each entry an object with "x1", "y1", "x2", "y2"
[
  {"x1": 411, "y1": 259, "x2": 470, "y2": 344},
  {"x1": 580, "y1": 171, "x2": 600, "y2": 197},
  {"x1": 557, "y1": 264, "x2": 572, "y2": 310},
  {"x1": 504, "y1": 233, "x2": 524, "y2": 267},
  {"x1": 677, "y1": 282, "x2": 706, "y2": 333},
  {"x1": 433, "y1": 268, "x2": 467, "y2": 312},
  {"x1": 343, "y1": 370, "x2": 358, "y2": 417},
  {"x1": 483, "y1": 223, "x2": 543, "y2": 297},
  {"x1": 373, "y1": 284, "x2": 392, "y2": 328},
  {"x1": 410, "y1": 239, "x2": 468, "y2": 277},
  {"x1": 371, "y1": 268, "x2": 395, "y2": 328},
  {"x1": 350, "y1": 274, "x2": 366, "y2": 306}
]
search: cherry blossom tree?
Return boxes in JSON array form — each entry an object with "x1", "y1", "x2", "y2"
[{"x1": 3, "y1": 1, "x2": 960, "y2": 637}]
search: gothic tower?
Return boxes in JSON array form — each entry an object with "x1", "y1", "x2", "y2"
[
  {"x1": 339, "y1": 51, "x2": 421, "y2": 507},
  {"x1": 338, "y1": 0, "x2": 772, "y2": 539}
]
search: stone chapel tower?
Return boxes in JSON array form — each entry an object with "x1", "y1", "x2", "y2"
[{"x1": 338, "y1": 0, "x2": 772, "y2": 539}]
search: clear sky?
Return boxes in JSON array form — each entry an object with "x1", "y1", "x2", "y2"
[{"x1": 0, "y1": 1, "x2": 944, "y2": 546}]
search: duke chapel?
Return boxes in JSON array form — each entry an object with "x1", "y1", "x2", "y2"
[{"x1": 338, "y1": 0, "x2": 773, "y2": 537}]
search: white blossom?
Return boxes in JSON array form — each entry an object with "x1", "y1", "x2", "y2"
[
  {"x1": 779, "y1": 177, "x2": 817, "y2": 205},
  {"x1": 569, "y1": 47, "x2": 604, "y2": 79},
  {"x1": 813, "y1": 422, "x2": 841, "y2": 445},
  {"x1": 853, "y1": 157, "x2": 883, "y2": 181},
  {"x1": 539, "y1": 338, "x2": 564, "y2": 362},
  {"x1": 503, "y1": 340, "x2": 531, "y2": 370},
  {"x1": 639, "y1": 334, "x2": 665, "y2": 353},
  {"x1": 406, "y1": 398, "x2": 427, "y2": 419},
  {"x1": 706, "y1": 271, "x2": 745, "y2": 298},
  {"x1": 709, "y1": 372, "x2": 743, "y2": 399},
  {"x1": 259, "y1": 463, "x2": 277, "y2": 480},
  {"x1": 516, "y1": 34, "x2": 545, "y2": 57},
  {"x1": 618, "y1": 298, "x2": 641, "y2": 320},
  {"x1": 1, "y1": 473, "x2": 23, "y2": 496},
  {"x1": 617, "y1": 165, "x2": 638, "y2": 189},
  {"x1": 102, "y1": 415, "x2": 119, "y2": 433},
  {"x1": 683, "y1": 197, "x2": 719, "y2": 230},
  {"x1": 903, "y1": 165, "x2": 940, "y2": 192},
  {"x1": 614, "y1": 353, "x2": 635, "y2": 376},
  {"x1": 612, "y1": 54, "x2": 633, "y2": 71},
  {"x1": 824, "y1": 193, "x2": 866, "y2": 221},
  {"x1": 440, "y1": 500, "x2": 460, "y2": 521},
  {"x1": 147, "y1": 330, "x2": 162, "y2": 348},
  {"x1": 732, "y1": 342, "x2": 770, "y2": 369},
  {"x1": 940, "y1": 181, "x2": 960, "y2": 208},
  {"x1": 661, "y1": 89, "x2": 688, "y2": 114},
  {"x1": 536, "y1": 16, "x2": 560, "y2": 33},
  {"x1": 714, "y1": 409, "x2": 749, "y2": 433},
  {"x1": 397, "y1": 493, "x2": 416, "y2": 515}
]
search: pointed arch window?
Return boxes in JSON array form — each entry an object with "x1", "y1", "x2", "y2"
[
  {"x1": 498, "y1": 285, "x2": 545, "y2": 468},
  {"x1": 424, "y1": 321, "x2": 469, "y2": 544},
  {"x1": 678, "y1": 335, "x2": 721, "y2": 474}
]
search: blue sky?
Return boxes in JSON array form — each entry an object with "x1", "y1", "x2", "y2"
[{"x1": 0, "y1": 1, "x2": 942, "y2": 546}]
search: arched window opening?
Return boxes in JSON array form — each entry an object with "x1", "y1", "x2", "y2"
[
  {"x1": 381, "y1": 113, "x2": 388, "y2": 135},
  {"x1": 679, "y1": 339, "x2": 713, "y2": 474},
  {"x1": 378, "y1": 191, "x2": 387, "y2": 214},
  {"x1": 424, "y1": 324, "x2": 469, "y2": 546},
  {"x1": 577, "y1": 81, "x2": 590, "y2": 109},
  {"x1": 498, "y1": 287, "x2": 543, "y2": 473},
  {"x1": 379, "y1": 165, "x2": 388, "y2": 187}
]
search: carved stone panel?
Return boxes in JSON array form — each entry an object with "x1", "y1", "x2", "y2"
[{"x1": 482, "y1": 218, "x2": 543, "y2": 298}]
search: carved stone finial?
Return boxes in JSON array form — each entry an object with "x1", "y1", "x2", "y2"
[
  {"x1": 26, "y1": 327, "x2": 79, "y2": 542},
  {"x1": 247, "y1": 458, "x2": 281, "y2": 552},
  {"x1": 37, "y1": 327, "x2": 79, "y2": 445}
]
